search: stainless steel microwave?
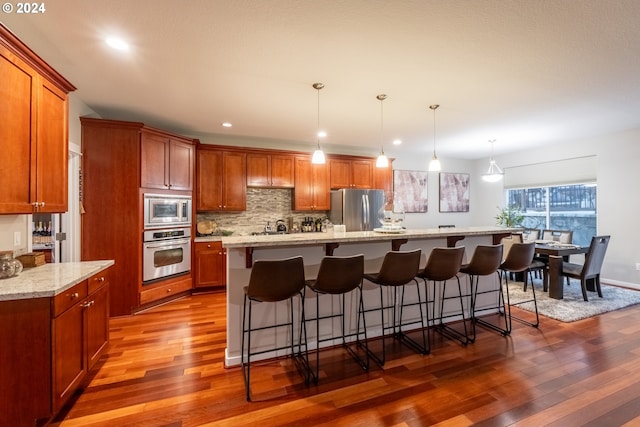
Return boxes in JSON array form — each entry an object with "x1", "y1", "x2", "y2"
[{"x1": 143, "y1": 194, "x2": 192, "y2": 228}]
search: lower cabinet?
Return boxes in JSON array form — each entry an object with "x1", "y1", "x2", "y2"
[
  {"x1": 139, "y1": 274, "x2": 193, "y2": 306},
  {"x1": 0, "y1": 266, "x2": 111, "y2": 427},
  {"x1": 194, "y1": 241, "x2": 226, "y2": 288}
]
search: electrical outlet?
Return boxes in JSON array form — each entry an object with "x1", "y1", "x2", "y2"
[
  {"x1": 13, "y1": 231, "x2": 21, "y2": 246},
  {"x1": 636, "y1": 262, "x2": 640, "y2": 271}
]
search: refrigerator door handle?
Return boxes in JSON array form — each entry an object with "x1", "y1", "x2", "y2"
[{"x1": 362, "y1": 194, "x2": 369, "y2": 229}]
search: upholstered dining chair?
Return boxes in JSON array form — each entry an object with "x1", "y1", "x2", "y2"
[
  {"x1": 561, "y1": 235, "x2": 611, "y2": 301},
  {"x1": 542, "y1": 229, "x2": 573, "y2": 244}
]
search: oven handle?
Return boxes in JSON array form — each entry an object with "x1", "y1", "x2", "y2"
[{"x1": 144, "y1": 239, "x2": 191, "y2": 249}]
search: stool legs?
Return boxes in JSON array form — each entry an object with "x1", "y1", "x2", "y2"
[
  {"x1": 428, "y1": 276, "x2": 470, "y2": 345},
  {"x1": 469, "y1": 272, "x2": 511, "y2": 342},
  {"x1": 508, "y1": 270, "x2": 540, "y2": 328}
]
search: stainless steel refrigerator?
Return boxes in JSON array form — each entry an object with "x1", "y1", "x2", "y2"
[{"x1": 329, "y1": 189, "x2": 386, "y2": 231}]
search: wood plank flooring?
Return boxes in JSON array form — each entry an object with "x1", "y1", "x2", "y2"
[{"x1": 50, "y1": 289, "x2": 640, "y2": 426}]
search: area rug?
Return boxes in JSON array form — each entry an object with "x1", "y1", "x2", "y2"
[{"x1": 506, "y1": 279, "x2": 640, "y2": 322}]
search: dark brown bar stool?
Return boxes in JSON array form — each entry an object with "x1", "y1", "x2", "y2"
[
  {"x1": 305, "y1": 254, "x2": 368, "y2": 383},
  {"x1": 417, "y1": 246, "x2": 467, "y2": 345},
  {"x1": 241, "y1": 256, "x2": 311, "y2": 401},
  {"x1": 461, "y1": 244, "x2": 504, "y2": 342},
  {"x1": 501, "y1": 242, "x2": 544, "y2": 328},
  {"x1": 362, "y1": 249, "x2": 426, "y2": 366}
]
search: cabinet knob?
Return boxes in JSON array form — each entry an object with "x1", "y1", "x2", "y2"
[
  {"x1": 207, "y1": 244, "x2": 211, "y2": 248},
  {"x1": 96, "y1": 276, "x2": 105, "y2": 282},
  {"x1": 71, "y1": 292, "x2": 79, "y2": 299},
  {"x1": 167, "y1": 288, "x2": 172, "y2": 293},
  {"x1": 81, "y1": 300, "x2": 94, "y2": 308}
]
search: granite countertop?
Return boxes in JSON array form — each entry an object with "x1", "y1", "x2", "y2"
[
  {"x1": 0, "y1": 260, "x2": 114, "y2": 301},
  {"x1": 200, "y1": 226, "x2": 520, "y2": 249}
]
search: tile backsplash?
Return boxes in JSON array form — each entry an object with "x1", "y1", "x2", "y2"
[{"x1": 196, "y1": 188, "x2": 328, "y2": 235}]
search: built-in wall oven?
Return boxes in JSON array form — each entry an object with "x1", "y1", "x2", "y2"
[
  {"x1": 142, "y1": 227, "x2": 191, "y2": 282},
  {"x1": 143, "y1": 193, "x2": 192, "y2": 229}
]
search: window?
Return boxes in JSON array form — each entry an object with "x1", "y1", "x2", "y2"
[{"x1": 506, "y1": 183, "x2": 597, "y2": 247}]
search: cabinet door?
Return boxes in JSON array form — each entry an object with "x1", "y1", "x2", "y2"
[
  {"x1": 36, "y1": 80, "x2": 68, "y2": 212},
  {"x1": 195, "y1": 242, "x2": 226, "y2": 287},
  {"x1": 141, "y1": 133, "x2": 169, "y2": 190},
  {"x1": 86, "y1": 284, "x2": 109, "y2": 370},
  {"x1": 312, "y1": 161, "x2": 331, "y2": 210},
  {"x1": 52, "y1": 302, "x2": 86, "y2": 412},
  {"x1": 270, "y1": 154, "x2": 294, "y2": 187},
  {"x1": 329, "y1": 159, "x2": 351, "y2": 189},
  {"x1": 351, "y1": 160, "x2": 374, "y2": 189},
  {"x1": 168, "y1": 139, "x2": 194, "y2": 191},
  {"x1": 222, "y1": 151, "x2": 246, "y2": 211},
  {"x1": 197, "y1": 150, "x2": 223, "y2": 210},
  {"x1": 246, "y1": 153, "x2": 271, "y2": 187},
  {"x1": 374, "y1": 162, "x2": 393, "y2": 204},
  {"x1": 0, "y1": 44, "x2": 37, "y2": 213}
]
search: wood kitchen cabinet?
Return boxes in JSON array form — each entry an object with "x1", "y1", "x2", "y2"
[
  {"x1": 329, "y1": 157, "x2": 374, "y2": 189},
  {"x1": 197, "y1": 147, "x2": 247, "y2": 211},
  {"x1": 194, "y1": 241, "x2": 226, "y2": 288},
  {"x1": 293, "y1": 155, "x2": 331, "y2": 211},
  {"x1": 0, "y1": 266, "x2": 111, "y2": 427},
  {"x1": 81, "y1": 118, "x2": 196, "y2": 316},
  {"x1": 141, "y1": 131, "x2": 194, "y2": 191},
  {"x1": 0, "y1": 24, "x2": 75, "y2": 214},
  {"x1": 246, "y1": 152, "x2": 294, "y2": 188}
]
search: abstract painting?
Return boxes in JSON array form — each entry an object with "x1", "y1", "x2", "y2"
[
  {"x1": 439, "y1": 172, "x2": 470, "y2": 212},
  {"x1": 393, "y1": 170, "x2": 428, "y2": 213}
]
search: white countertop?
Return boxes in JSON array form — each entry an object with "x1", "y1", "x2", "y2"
[
  {"x1": 0, "y1": 260, "x2": 114, "y2": 301},
  {"x1": 194, "y1": 226, "x2": 520, "y2": 249}
]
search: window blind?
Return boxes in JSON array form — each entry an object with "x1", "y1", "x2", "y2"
[{"x1": 504, "y1": 155, "x2": 596, "y2": 189}]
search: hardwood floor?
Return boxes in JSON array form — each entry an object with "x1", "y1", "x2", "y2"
[{"x1": 50, "y1": 289, "x2": 640, "y2": 427}]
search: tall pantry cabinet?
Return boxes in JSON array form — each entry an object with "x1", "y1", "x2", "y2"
[{"x1": 81, "y1": 118, "x2": 196, "y2": 316}]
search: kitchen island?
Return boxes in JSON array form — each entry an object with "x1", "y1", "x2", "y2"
[
  {"x1": 0, "y1": 260, "x2": 113, "y2": 427},
  {"x1": 205, "y1": 226, "x2": 518, "y2": 367}
]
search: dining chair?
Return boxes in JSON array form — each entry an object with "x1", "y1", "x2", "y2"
[
  {"x1": 561, "y1": 235, "x2": 611, "y2": 301},
  {"x1": 305, "y1": 254, "x2": 368, "y2": 383},
  {"x1": 241, "y1": 256, "x2": 312, "y2": 401},
  {"x1": 362, "y1": 249, "x2": 427, "y2": 366},
  {"x1": 522, "y1": 228, "x2": 541, "y2": 243},
  {"x1": 542, "y1": 229, "x2": 573, "y2": 244}
]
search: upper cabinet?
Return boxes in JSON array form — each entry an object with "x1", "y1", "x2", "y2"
[
  {"x1": 0, "y1": 24, "x2": 75, "y2": 214},
  {"x1": 197, "y1": 147, "x2": 246, "y2": 211},
  {"x1": 246, "y1": 152, "x2": 294, "y2": 188},
  {"x1": 293, "y1": 156, "x2": 330, "y2": 211},
  {"x1": 140, "y1": 131, "x2": 194, "y2": 191},
  {"x1": 329, "y1": 158, "x2": 374, "y2": 189}
]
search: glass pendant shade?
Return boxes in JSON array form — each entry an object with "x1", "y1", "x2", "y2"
[
  {"x1": 428, "y1": 104, "x2": 441, "y2": 171},
  {"x1": 481, "y1": 139, "x2": 504, "y2": 182},
  {"x1": 376, "y1": 94, "x2": 388, "y2": 168},
  {"x1": 311, "y1": 82, "x2": 326, "y2": 164},
  {"x1": 376, "y1": 152, "x2": 389, "y2": 167},
  {"x1": 429, "y1": 155, "x2": 441, "y2": 172}
]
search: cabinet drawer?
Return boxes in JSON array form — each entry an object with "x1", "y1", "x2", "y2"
[
  {"x1": 88, "y1": 269, "x2": 110, "y2": 294},
  {"x1": 139, "y1": 276, "x2": 192, "y2": 305},
  {"x1": 53, "y1": 281, "x2": 88, "y2": 317}
]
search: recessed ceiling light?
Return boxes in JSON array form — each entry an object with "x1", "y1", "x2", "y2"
[
  {"x1": 221, "y1": 122, "x2": 232, "y2": 128},
  {"x1": 105, "y1": 37, "x2": 129, "y2": 51},
  {"x1": 393, "y1": 139, "x2": 402, "y2": 145}
]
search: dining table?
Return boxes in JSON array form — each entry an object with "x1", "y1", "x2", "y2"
[{"x1": 534, "y1": 242, "x2": 589, "y2": 299}]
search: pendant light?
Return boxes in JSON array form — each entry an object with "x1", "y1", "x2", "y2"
[
  {"x1": 482, "y1": 139, "x2": 504, "y2": 182},
  {"x1": 376, "y1": 94, "x2": 389, "y2": 168},
  {"x1": 428, "y1": 104, "x2": 441, "y2": 172},
  {"x1": 311, "y1": 82, "x2": 326, "y2": 164}
]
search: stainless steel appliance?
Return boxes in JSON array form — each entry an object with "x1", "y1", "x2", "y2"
[
  {"x1": 329, "y1": 189, "x2": 386, "y2": 231},
  {"x1": 142, "y1": 227, "x2": 191, "y2": 282},
  {"x1": 143, "y1": 194, "x2": 192, "y2": 229}
]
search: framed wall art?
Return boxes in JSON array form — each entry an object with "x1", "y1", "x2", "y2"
[
  {"x1": 439, "y1": 172, "x2": 470, "y2": 212},
  {"x1": 393, "y1": 169, "x2": 428, "y2": 213}
]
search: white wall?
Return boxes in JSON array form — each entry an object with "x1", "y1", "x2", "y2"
[{"x1": 473, "y1": 128, "x2": 640, "y2": 288}]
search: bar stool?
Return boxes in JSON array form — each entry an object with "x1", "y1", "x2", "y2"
[
  {"x1": 502, "y1": 242, "x2": 544, "y2": 328},
  {"x1": 362, "y1": 249, "x2": 427, "y2": 366},
  {"x1": 241, "y1": 256, "x2": 311, "y2": 401},
  {"x1": 305, "y1": 254, "x2": 368, "y2": 383},
  {"x1": 416, "y1": 246, "x2": 467, "y2": 345},
  {"x1": 460, "y1": 244, "x2": 504, "y2": 342}
]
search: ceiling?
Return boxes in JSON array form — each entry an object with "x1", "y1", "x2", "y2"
[{"x1": 3, "y1": 0, "x2": 640, "y2": 159}]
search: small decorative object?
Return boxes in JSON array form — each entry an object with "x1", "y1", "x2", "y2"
[
  {"x1": 393, "y1": 169, "x2": 428, "y2": 213},
  {"x1": 495, "y1": 205, "x2": 524, "y2": 227},
  {"x1": 439, "y1": 172, "x2": 470, "y2": 212},
  {"x1": 16, "y1": 252, "x2": 46, "y2": 268},
  {"x1": 0, "y1": 251, "x2": 22, "y2": 279}
]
